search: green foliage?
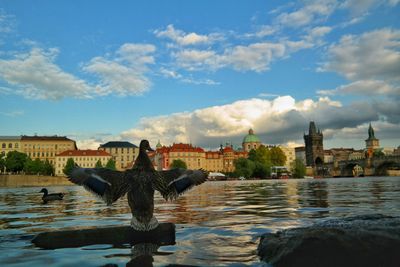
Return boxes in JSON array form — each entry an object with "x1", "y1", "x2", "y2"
[
  {"x1": 0, "y1": 152, "x2": 5, "y2": 173},
  {"x1": 234, "y1": 158, "x2": 255, "y2": 178},
  {"x1": 63, "y1": 158, "x2": 75, "y2": 176},
  {"x1": 24, "y1": 158, "x2": 55, "y2": 175},
  {"x1": 269, "y1": 147, "x2": 286, "y2": 166},
  {"x1": 105, "y1": 159, "x2": 116, "y2": 170},
  {"x1": 5, "y1": 151, "x2": 28, "y2": 173},
  {"x1": 373, "y1": 150, "x2": 385, "y2": 158},
  {"x1": 253, "y1": 162, "x2": 271, "y2": 178},
  {"x1": 42, "y1": 159, "x2": 54, "y2": 175},
  {"x1": 170, "y1": 159, "x2": 187, "y2": 169},
  {"x1": 95, "y1": 159, "x2": 103, "y2": 168},
  {"x1": 291, "y1": 159, "x2": 306, "y2": 178}
]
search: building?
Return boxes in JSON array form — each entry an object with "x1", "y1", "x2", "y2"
[
  {"x1": 21, "y1": 135, "x2": 77, "y2": 165},
  {"x1": 278, "y1": 145, "x2": 296, "y2": 170},
  {"x1": 242, "y1": 129, "x2": 261, "y2": 152},
  {"x1": 98, "y1": 141, "x2": 139, "y2": 171},
  {"x1": 55, "y1": 149, "x2": 111, "y2": 176},
  {"x1": 0, "y1": 136, "x2": 22, "y2": 156},
  {"x1": 365, "y1": 123, "x2": 380, "y2": 154},
  {"x1": 295, "y1": 146, "x2": 306, "y2": 165},
  {"x1": 304, "y1": 121, "x2": 324, "y2": 167},
  {"x1": 155, "y1": 142, "x2": 248, "y2": 173}
]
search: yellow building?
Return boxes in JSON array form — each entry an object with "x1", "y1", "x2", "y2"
[
  {"x1": 98, "y1": 141, "x2": 139, "y2": 171},
  {"x1": 21, "y1": 135, "x2": 77, "y2": 165},
  {"x1": 55, "y1": 149, "x2": 111, "y2": 176},
  {"x1": 0, "y1": 136, "x2": 22, "y2": 156},
  {"x1": 278, "y1": 145, "x2": 296, "y2": 170}
]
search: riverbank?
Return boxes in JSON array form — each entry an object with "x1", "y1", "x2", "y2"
[{"x1": 0, "y1": 175, "x2": 73, "y2": 187}]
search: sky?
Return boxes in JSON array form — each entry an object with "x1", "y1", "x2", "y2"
[{"x1": 0, "y1": 0, "x2": 399, "y2": 150}]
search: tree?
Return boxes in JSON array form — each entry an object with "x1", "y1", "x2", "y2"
[
  {"x1": 234, "y1": 157, "x2": 255, "y2": 178},
  {"x1": 105, "y1": 159, "x2": 116, "y2": 170},
  {"x1": 170, "y1": 159, "x2": 187, "y2": 169},
  {"x1": 95, "y1": 160, "x2": 103, "y2": 168},
  {"x1": 373, "y1": 150, "x2": 385, "y2": 158},
  {"x1": 24, "y1": 158, "x2": 42, "y2": 175},
  {"x1": 5, "y1": 151, "x2": 28, "y2": 173},
  {"x1": 63, "y1": 158, "x2": 75, "y2": 176},
  {"x1": 291, "y1": 159, "x2": 306, "y2": 178},
  {"x1": 42, "y1": 159, "x2": 54, "y2": 176},
  {"x1": 0, "y1": 152, "x2": 5, "y2": 173},
  {"x1": 253, "y1": 162, "x2": 271, "y2": 178},
  {"x1": 270, "y1": 147, "x2": 287, "y2": 166}
]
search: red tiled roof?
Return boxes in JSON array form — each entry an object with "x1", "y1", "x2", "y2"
[{"x1": 56, "y1": 150, "x2": 111, "y2": 157}]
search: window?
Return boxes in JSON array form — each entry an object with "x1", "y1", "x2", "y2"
[
  {"x1": 15, "y1": 143, "x2": 19, "y2": 148},
  {"x1": 8, "y1": 143, "x2": 12, "y2": 148},
  {"x1": 2, "y1": 143, "x2": 5, "y2": 148}
]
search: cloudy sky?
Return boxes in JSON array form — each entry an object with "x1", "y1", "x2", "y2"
[{"x1": 1, "y1": 0, "x2": 399, "y2": 150}]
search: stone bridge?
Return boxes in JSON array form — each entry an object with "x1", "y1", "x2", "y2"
[{"x1": 330, "y1": 155, "x2": 400, "y2": 177}]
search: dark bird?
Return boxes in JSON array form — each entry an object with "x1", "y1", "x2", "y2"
[
  {"x1": 68, "y1": 139, "x2": 208, "y2": 231},
  {"x1": 39, "y1": 188, "x2": 64, "y2": 203}
]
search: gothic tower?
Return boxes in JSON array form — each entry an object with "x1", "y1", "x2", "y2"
[
  {"x1": 365, "y1": 123, "x2": 379, "y2": 152},
  {"x1": 304, "y1": 121, "x2": 324, "y2": 166}
]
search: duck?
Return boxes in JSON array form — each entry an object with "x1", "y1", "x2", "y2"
[
  {"x1": 68, "y1": 139, "x2": 208, "y2": 231},
  {"x1": 39, "y1": 188, "x2": 64, "y2": 203}
]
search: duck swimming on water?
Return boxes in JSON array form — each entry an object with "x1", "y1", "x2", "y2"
[
  {"x1": 68, "y1": 139, "x2": 208, "y2": 231},
  {"x1": 39, "y1": 188, "x2": 64, "y2": 203}
]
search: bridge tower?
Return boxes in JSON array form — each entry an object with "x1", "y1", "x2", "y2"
[
  {"x1": 304, "y1": 121, "x2": 324, "y2": 167},
  {"x1": 365, "y1": 123, "x2": 380, "y2": 157}
]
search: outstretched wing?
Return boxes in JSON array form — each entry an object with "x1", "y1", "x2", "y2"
[
  {"x1": 68, "y1": 167, "x2": 131, "y2": 205},
  {"x1": 154, "y1": 168, "x2": 208, "y2": 200}
]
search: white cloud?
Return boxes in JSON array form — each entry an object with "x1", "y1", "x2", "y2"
[
  {"x1": 0, "y1": 9, "x2": 16, "y2": 33},
  {"x1": 318, "y1": 80, "x2": 400, "y2": 96},
  {"x1": 0, "y1": 110, "x2": 24, "y2": 117},
  {"x1": 174, "y1": 42, "x2": 287, "y2": 72},
  {"x1": 276, "y1": 0, "x2": 337, "y2": 28},
  {"x1": 154, "y1": 24, "x2": 222, "y2": 46},
  {"x1": 320, "y1": 28, "x2": 400, "y2": 82},
  {"x1": 82, "y1": 43, "x2": 156, "y2": 96},
  {"x1": 0, "y1": 47, "x2": 94, "y2": 100}
]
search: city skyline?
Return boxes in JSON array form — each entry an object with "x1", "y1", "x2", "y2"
[{"x1": 1, "y1": 1, "x2": 399, "y2": 150}]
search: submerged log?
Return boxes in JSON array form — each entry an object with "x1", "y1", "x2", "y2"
[
  {"x1": 258, "y1": 214, "x2": 400, "y2": 267},
  {"x1": 32, "y1": 223, "x2": 175, "y2": 249}
]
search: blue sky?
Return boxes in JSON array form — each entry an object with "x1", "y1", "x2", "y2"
[{"x1": 0, "y1": 0, "x2": 399, "y2": 150}]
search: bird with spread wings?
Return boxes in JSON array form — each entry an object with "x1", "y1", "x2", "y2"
[{"x1": 68, "y1": 140, "x2": 208, "y2": 231}]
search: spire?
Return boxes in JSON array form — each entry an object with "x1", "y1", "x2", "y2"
[
  {"x1": 309, "y1": 121, "x2": 317, "y2": 135},
  {"x1": 249, "y1": 128, "x2": 254, "y2": 135},
  {"x1": 368, "y1": 123, "x2": 376, "y2": 139}
]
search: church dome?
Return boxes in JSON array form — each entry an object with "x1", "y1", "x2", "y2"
[{"x1": 242, "y1": 129, "x2": 261, "y2": 144}]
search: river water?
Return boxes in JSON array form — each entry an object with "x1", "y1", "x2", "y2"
[{"x1": 1, "y1": 176, "x2": 400, "y2": 266}]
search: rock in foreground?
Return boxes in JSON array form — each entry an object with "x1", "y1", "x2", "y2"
[{"x1": 258, "y1": 214, "x2": 400, "y2": 267}]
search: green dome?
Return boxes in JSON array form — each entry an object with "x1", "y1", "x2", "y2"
[{"x1": 242, "y1": 129, "x2": 261, "y2": 143}]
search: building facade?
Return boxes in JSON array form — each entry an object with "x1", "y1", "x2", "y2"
[
  {"x1": 0, "y1": 136, "x2": 22, "y2": 156},
  {"x1": 55, "y1": 149, "x2": 111, "y2": 176},
  {"x1": 242, "y1": 129, "x2": 261, "y2": 152},
  {"x1": 304, "y1": 121, "x2": 324, "y2": 167},
  {"x1": 278, "y1": 145, "x2": 296, "y2": 170},
  {"x1": 98, "y1": 141, "x2": 139, "y2": 171},
  {"x1": 21, "y1": 135, "x2": 77, "y2": 165},
  {"x1": 155, "y1": 142, "x2": 247, "y2": 173}
]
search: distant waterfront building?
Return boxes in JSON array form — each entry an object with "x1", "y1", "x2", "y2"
[
  {"x1": 154, "y1": 142, "x2": 247, "y2": 173},
  {"x1": 98, "y1": 141, "x2": 139, "y2": 171},
  {"x1": 304, "y1": 121, "x2": 324, "y2": 167},
  {"x1": 295, "y1": 146, "x2": 306, "y2": 165},
  {"x1": 0, "y1": 136, "x2": 22, "y2": 156},
  {"x1": 242, "y1": 129, "x2": 261, "y2": 152},
  {"x1": 278, "y1": 145, "x2": 296, "y2": 169},
  {"x1": 21, "y1": 135, "x2": 77, "y2": 165},
  {"x1": 55, "y1": 149, "x2": 111, "y2": 176},
  {"x1": 365, "y1": 123, "x2": 380, "y2": 153}
]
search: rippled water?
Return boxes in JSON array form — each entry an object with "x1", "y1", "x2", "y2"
[{"x1": 1, "y1": 176, "x2": 400, "y2": 266}]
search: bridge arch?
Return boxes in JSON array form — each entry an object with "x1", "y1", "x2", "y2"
[{"x1": 375, "y1": 161, "x2": 400, "y2": 176}]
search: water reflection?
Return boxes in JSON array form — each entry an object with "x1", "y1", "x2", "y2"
[{"x1": 0, "y1": 177, "x2": 400, "y2": 266}]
